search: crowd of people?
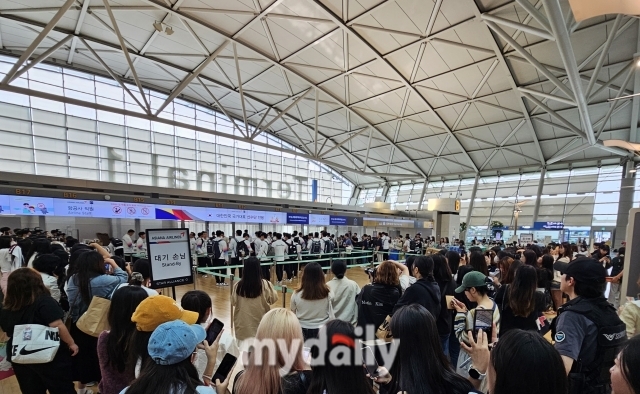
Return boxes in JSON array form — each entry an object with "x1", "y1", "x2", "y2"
[{"x1": 0, "y1": 226, "x2": 638, "y2": 394}]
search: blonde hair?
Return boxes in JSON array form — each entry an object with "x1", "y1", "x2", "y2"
[{"x1": 234, "y1": 308, "x2": 307, "y2": 394}]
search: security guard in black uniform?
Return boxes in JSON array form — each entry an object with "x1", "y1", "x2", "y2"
[{"x1": 552, "y1": 257, "x2": 627, "y2": 394}]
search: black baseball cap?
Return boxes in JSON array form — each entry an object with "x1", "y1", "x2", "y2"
[{"x1": 553, "y1": 257, "x2": 606, "y2": 286}]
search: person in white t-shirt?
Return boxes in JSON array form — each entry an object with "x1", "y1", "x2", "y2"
[
  {"x1": 271, "y1": 233, "x2": 288, "y2": 284},
  {"x1": 122, "y1": 229, "x2": 135, "y2": 262},
  {"x1": 403, "y1": 234, "x2": 411, "y2": 253},
  {"x1": 255, "y1": 232, "x2": 270, "y2": 281},
  {"x1": 135, "y1": 232, "x2": 147, "y2": 254},
  {"x1": 381, "y1": 232, "x2": 390, "y2": 260},
  {"x1": 189, "y1": 232, "x2": 197, "y2": 254},
  {"x1": 211, "y1": 231, "x2": 228, "y2": 286}
]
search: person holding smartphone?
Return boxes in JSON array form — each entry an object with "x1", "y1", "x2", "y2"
[
  {"x1": 122, "y1": 320, "x2": 233, "y2": 394},
  {"x1": 67, "y1": 250, "x2": 129, "y2": 394},
  {"x1": 182, "y1": 290, "x2": 239, "y2": 384},
  {"x1": 451, "y1": 271, "x2": 500, "y2": 378}
]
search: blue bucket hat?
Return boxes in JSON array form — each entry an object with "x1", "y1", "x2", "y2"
[{"x1": 148, "y1": 320, "x2": 206, "y2": 365}]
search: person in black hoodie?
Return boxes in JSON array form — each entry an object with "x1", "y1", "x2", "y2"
[
  {"x1": 432, "y1": 253, "x2": 455, "y2": 359},
  {"x1": 393, "y1": 256, "x2": 440, "y2": 321},
  {"x1": 357, "y1": 260, "x2": 402, "y2": 331}
]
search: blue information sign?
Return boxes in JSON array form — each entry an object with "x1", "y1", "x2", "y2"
[
  {"x1": 287, "y1": 213, "x2": 309, "y2": 224},
  {"x1": 330, "y1": 216, "x2": 347, "y2": 225},
  {"x1": 533, "y1": 221, "x2": 564, "y2": 230}
]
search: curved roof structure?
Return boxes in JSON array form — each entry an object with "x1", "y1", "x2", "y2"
[{"x1": 0, "y1": 0, "x2": 637, "y2": 186}]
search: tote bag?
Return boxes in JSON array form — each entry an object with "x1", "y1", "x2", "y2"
[
  {"x1": 11, "y1": 324, "x2": 60, "y2": 364},
  {"x1": 76, "y1": 281, "x2": 115, "y2": 337}
]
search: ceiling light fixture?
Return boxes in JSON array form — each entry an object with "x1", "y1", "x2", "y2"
[
  {"x1": 153, "y1": 21, "x2": 163, "y2": 32},
  {"x1": 165, "y1": 26, "x2": 174, "y2": 35}
]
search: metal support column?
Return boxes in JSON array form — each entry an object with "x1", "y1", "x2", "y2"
[
  {"x1": 612, "y1": 161, "x2": 636, "y2": 248},
  {"x1": 542, "y1": 0, "x2": 596, "y2": 145},
  {"x1": 630, "y1": 25, "x2": 640, "y2": 144},
  {"x1": 464, "y1": 174, "x2": 480, "y2": 240},
  {"x1": 532, "y1": 167, "x2": 546, "y2": 224},
  {"x1": 418, "y1": 178, "x2": 429, "y2": 210},
  {"x1": 381, "y1": 183, "x2": 390, "y2": 201},
  {"x1": 134, "y1": 219, "x2": 141, "y2": 235}
]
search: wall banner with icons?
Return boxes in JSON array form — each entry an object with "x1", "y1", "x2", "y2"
[{"x1": 146, "y1": 228, "x2": 194, "y2": 289}]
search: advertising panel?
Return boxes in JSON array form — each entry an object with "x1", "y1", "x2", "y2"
[
  {"x1": 309, "y1": 214, "x2": 330, "y2": 225},
  {"x1": 10, "y1": 196, "x2": 55, "y2": 215},
  {"x1": 0, "y1": 195, "x2": 10, "y2": 215}
]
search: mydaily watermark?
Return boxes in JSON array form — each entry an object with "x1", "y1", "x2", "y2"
[{"x1": 241, "y1": 325, "x2": 399, "y2": 375}]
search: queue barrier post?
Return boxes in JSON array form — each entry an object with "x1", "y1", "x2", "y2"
[
  {"x1": 229, "y1": 273, "x2": 235, "y2": 334},
  {"x1": 192, "y1": 254, "x2": 198, "y2": 290},
  {"x1": 282, "y1": 285, "x2": 287, "y2": 308}
]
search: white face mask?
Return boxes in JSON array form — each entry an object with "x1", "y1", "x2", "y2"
[{"x1": 494, "y1": 256, "x2": 499, "y2": 263}]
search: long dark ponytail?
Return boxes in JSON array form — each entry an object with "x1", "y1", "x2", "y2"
[{"x1": 125, "y1": 357, "x2": 202, "y2": 394}]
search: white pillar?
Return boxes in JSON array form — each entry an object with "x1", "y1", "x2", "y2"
[
  {"x1": 532, "y1": 167, "x2": 546, "y2": 224},
  {"x1": 464, "y1": 174, "x2": 480, "y2": 239}
]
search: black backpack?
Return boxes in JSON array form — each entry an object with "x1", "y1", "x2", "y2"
[
  {"x1": 311, "y1": 240, "x2": 322, "y2": 254},
  {"x1": 208, "y1": 239, "x2": 222, "y2": 259},
  {"x1": 111, "y1": 238, "x2": 123, "y2": 248},
  {"x1": 236, "y1": 239, "x2": 249, "y2": 257},
  {"x1": 551, "y1": 298, "x2": 627, "y2": 394},
  {"x1": 287, "y1": 241, "x2": 298, "y2": 258},
  {"x1": 409, "y1": 240, "x2": 416, "y2": 251},
  {"x1": 324, "y1": 239, "x2": 335, "y2": 254}
]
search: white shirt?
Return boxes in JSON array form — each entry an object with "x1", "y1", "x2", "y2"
[
  {"x1": 291, "y1": 291, "x2": 334, "y2": 329},
  {"x1": 123, "y1": 234, "x2": 134, "y2": 254},
  {"x1": 228, "y1": 236, "x2": 240, "y2": 259},
  {"x1": 271, "y1": 239, "x2": 288, "y2": 262},
  {"x1": 196, "y1": 237, "x2": 207, "y2": 254},
  {"x1": 136, "y1": 237, "x2": 146, "y2": 253},
  {"x1": 327, "y1": 277, "x2": 360, "y2": 325},
  {"x1": 382, "y1": 236, "x2": 390, "y2": 249},
  {"x1": 40, "y1": 273, "x2": 60, "y2": 302},
  {"x1": 190, "y1": 237, "x2": 197, "y2": 254},
  {"x1": 256, "y1": 239, "x2": 268, "y2": 258},
  {"x1": 403, "y1": 239, "x2": 411, "y2": 252}
]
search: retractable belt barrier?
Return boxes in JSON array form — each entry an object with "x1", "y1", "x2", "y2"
[{"x1": 193, "y1": 249, "x2": 430, "y2": 323}]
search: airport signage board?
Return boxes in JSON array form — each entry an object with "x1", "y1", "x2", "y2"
[
  {"x1": 287, "y1": 213, "x2": 309, "y2": 224},
  {"x1": 146, "y1": 228, "x2": 193, "y2": 289},
  {"x1": 329, "y1": 216, "x2": 347, "y2": 225},
  {"x1": 533, "y1": 221, "x2": 564, "y2": 230},
  {"x1": 363, "y1": 218, "x2": 415, "y2": 228}
]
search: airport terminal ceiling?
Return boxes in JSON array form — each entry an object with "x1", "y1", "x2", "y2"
[{"x1": 0, "y1": 0, "x2": 639, "y2": 187}]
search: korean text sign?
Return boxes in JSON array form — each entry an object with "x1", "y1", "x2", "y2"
[{"x1": 146, "y1": 228, "x2": 194, "y2": 289}]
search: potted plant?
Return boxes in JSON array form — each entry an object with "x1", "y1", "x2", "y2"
[
  {"x1": 490, "y1": 220, "x2": 504, "y2": 229},
  {"x1": 459, "y1": 222, "x2": 467, "y2": 239}
]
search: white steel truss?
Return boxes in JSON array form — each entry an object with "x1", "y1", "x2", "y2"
[{"x1": 0, "y1": 0, "x2": 637, "y2": 187}]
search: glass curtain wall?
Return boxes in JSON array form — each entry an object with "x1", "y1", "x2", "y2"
[
  {"x1": 357, "y1": 165, "x2": 626, "y2": 232},
  {"x1": 0, "y1": 56, "x2": 352, "y2": 204}
]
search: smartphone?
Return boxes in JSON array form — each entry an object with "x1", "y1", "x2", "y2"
[
  {"x1": 104, "y1": 263, "x2": 110, "y2": 272},
  {"x1": 206, "y1": 319, "x2": 224, "y2": 345},
  {"x1": 473, "y1": 309, "x2": 493, "y2": 342},
  {"x1": 362, "y1": 346, "x2": 379, "y2": 377},
  {"x1": 302, "y1": 346, "x2": 311, "y2": 363},
  {"x1": 212, "y1": 353, "x2": 237, "y2": 383}
]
